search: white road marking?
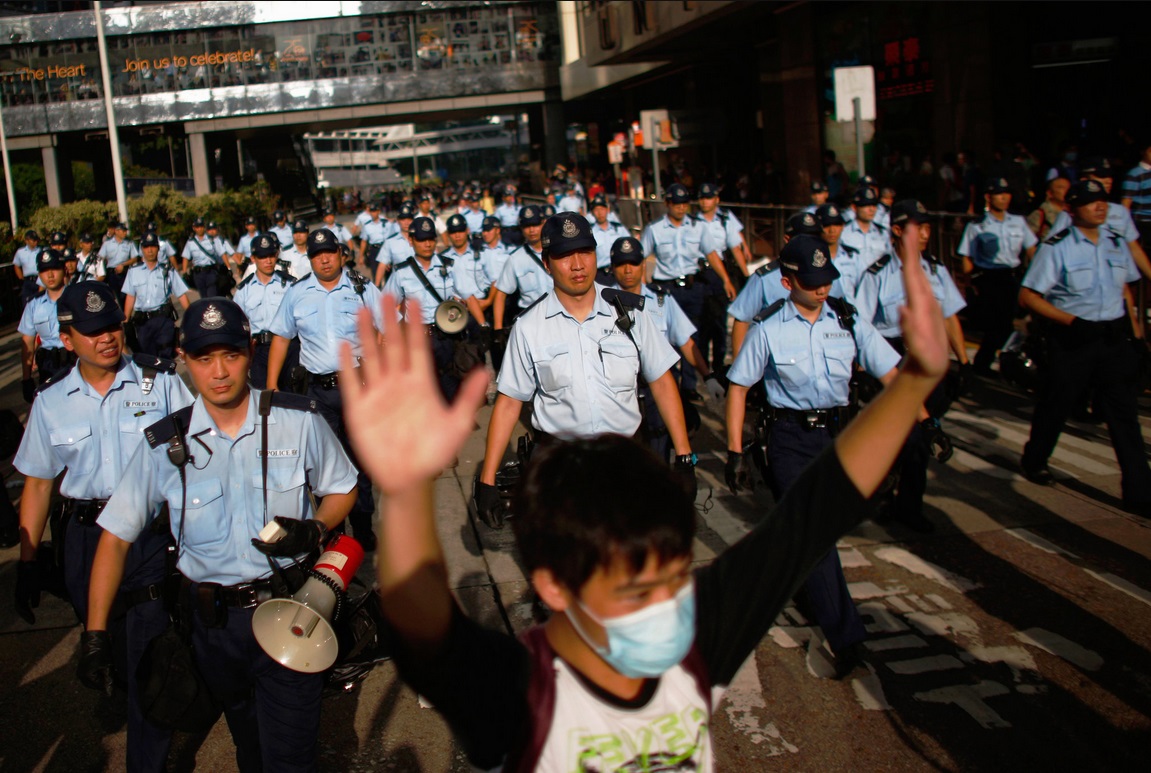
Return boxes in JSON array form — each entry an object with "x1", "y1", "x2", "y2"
[
  {"x1": 887, "y1": 655, "x2": 966, "y2": 675},
  {"x1": 884, "y1": 596, "x2": 916, "y2": 614},
  {"x1": 768, "y1": 626, "x2": 811, "y2": 649},
  {"x1": 858, "y1": 601, "x2": 910, "y2": 634},
  {"x1": 962, "y1": 646, "x2": 1038, "y2": 677},
  {"x1": 848, "y1": 581, "x2": 908, "y2": 600},
  {"x1": 905, "y1": 612, "x2": 980, "y2": 639},
  {"x1": 719, "y1": 654, "x2": 799, "y2": 754},
  {"x1": 925, "y1": 594, "x2": 952, "y2": 610},
  {"x1": 851, "y1": 665, "x2": 891, "y2": 711},
  {"x1": 1082, "y1": 570, "x2": 1151, "y2": 607},
  {"x1": 863, "y1": 634, "x2": 929, "y2": 652},
  {"x1": 873, "y1": 547, "x2": 980, "y2": 592},
  {"x1": 838, "y1": 546, "x2": 872, "y2": 568},
  {"x1": 950, "y1": 412, "x2": 1116, "y2": 476},
  {"x1": 1005, "y1": 528, "x2": 1079, "y2": 558},
  {"x1": 913, "y1": 681, "x2": 1012, "y2": 728},
  {"x1": 950, "y1": 448, "x2": 1019, "y2": 480},
  {"x1": 906, "y1": 594, "x2": 936, "y2": 612},
  {"x1": 1012, "y1": 628, "x2": 1103, "y2": 671}
]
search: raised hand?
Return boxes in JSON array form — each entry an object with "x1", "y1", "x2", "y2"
[
  {"x1": 896, "y1": 223, "x2": 949, "y2": 382},
  {"x1": 338, "y1": 296, "x2": 488, "y2": 494}
]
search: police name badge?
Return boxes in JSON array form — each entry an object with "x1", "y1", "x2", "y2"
[{"x1": 257, "y1": 449, "x2": 299, "y2": 458}]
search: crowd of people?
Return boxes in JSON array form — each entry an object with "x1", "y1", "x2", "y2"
[{"x1": 6, "y1": 139, "x2": 1151, "y2": 769}]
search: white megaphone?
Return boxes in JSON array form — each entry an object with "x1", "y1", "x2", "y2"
[
  {"x1": 434, "y1": 299, "x2": 469, "y2": 335},
  {"x1": 251, "y1": 531, "x2": 365, "y2": 673}
]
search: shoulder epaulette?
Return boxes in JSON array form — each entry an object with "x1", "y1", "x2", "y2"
[
  {"x1": 265, "y1": 390, "x2": 318, "y2": 413},
  {"x1": 755, "y1": 261, "x2": 781, "y2": 276},
  {"x1": 144, "y1": 405, "x2": 194, "y2": 449},
  {"x1": 513, "y1": 293, "x2": 548, "y2": 321},
  {"x1": 752, "y1": 298, "x2": 786, "y2": 324},
  {"x1": 867, "y1": 254, "x2": 893, "y2": 275},
  {"x1": 840, "y1": 243, "x2": 859, "y2": 255},
  {"x1": 874, "y1": 222, "x2": 888, "y2": 233},
  {"x1": 237, "y1": 273, "x2": 256, "y2": 289},
  {"x1": 273, "y1": 270, "x2": 296, "y2": 286},
  {"x1": 133, "y1": 352, "x2": 178, "y2": 374},
  {"x1": 35, "y1": 365, "x2": 73, "y2": 394},
  {"x1": 1103, "y1": 226, "x2": 1124, "y2": 246},
  {"x1": 923, "y1": 251, "x2": 944, "y2": 266},
  {"x1": 600, "y1": 287, "x2": 646, "y2": 311},
  {"x1": 296, "y1": 272, "x2": 314, "y2": 283},
  {"x1": 1044, "y1": 228, "x2": 1070, "y2": 246}
]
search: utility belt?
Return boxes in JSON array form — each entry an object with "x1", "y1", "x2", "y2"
[
  {"x1": 35, "y1": 346, "x2": 75, "y2": 372},
  {"x1": 252, "y1": 331, "x2": 274, "y2": 345},
  {"x1": 133, "y1": 302, "x2": 175, "y2": 322},
  {"x1": 180, "y1": 564, "x2": 309, "y2": 630},
  {"x1": 769, "y1": 406, "x2": 854, "y2": 433},
  {"x1": 306, "y1": 367, "x2": 360, "y2": 390},
  {"x1": 192, "y1": 264, "x2": 218, "y2": 273},
  {"x1": 1049, "y1": 315, "x2": 1131, "y2": 343},
  {"x1": 62, "y1": 497, "x2": 110, "y2": 526},
  {"x1": 651, "y1": 273, "x2": 697, "y2": 291}
]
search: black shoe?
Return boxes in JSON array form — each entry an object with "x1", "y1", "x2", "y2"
[
  {"x1": 0, "y1": 528, "x2": 18, "y2": 549},
  {"x1": 832, "y1": 643, "x2": 866, "y2": 680},
  {"x1": 1020, "y1": 460, "x2": 1054, "y2": 485},
  {"x1": 357, "y1": 530, "x2": 377, "y2": 552},
  {"x1": 680, "y1": 389, "x2": 704, "y2": 404}
]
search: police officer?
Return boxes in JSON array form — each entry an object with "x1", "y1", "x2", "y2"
[
  {"x1": 234, "y1": 215, "x2": 261, "y2": 271},
  {"x1": 491, "y1": 204, "x2": 552, "y2": 330},
  {"x1": 725, "y1": 234, "x2": 901, "y2": 677},
  {"x1": 234, "y1": 233, "x2": 299, "y2": 390},
  {"x1": 474, "y1": 213, "x2": 699, "y2": 519},
  {"x1": 83, "y1": 298, "x2": 357, "y2": 773},
  {"x1": 842, "y1": 174, "x2": 881, "y2": 225},
  {"x1": 321, "y1": 207, "x2": 354, "y2": 251},
  {"x1": 856, "y1": 200, "x2": 969, "y2": 532},
  {"x1": 611, "y1": 235, "x2": 724, "y2": 461},
  {"x1": 458, "y1": 190, "x2": 487, "y2": 235},
  {"x1": 375, "y1": 201, "x2": 417, "y2": 287},
  {"x1": 181, "y1": 217, "x2": 226, "y2": 298},
  {"x1": 479, "y1": 214, "x2": 510, "y2": 289},
  {"x1": 439, "y1": 213, "x2": 493, "y2": 327},
  {"x1": 359, "y1": 203, "x2": 390, "y2": 278},
  {"x1": 803, "y1": 181, "x2": 829, "y2": 214},
  {"x1": 817, "y1": 202, "x2": 864, "y2": 302},
  {"x1": 839, "y1": 187, "x2": 890, "y2": 269},
  {"x1": 123, "y1": 232, "x2": 191, "y2": 359},
  {"x1": 1018, "y1": 179, "x2": 1151, "y2": 513},
  {"x1": 99, "y1": 222, "x2": 140, "y2": 302},
  {"x1": 728, "y1": 211, "x2": 823, "y2": 358},
  {"x1": 494, "y1": 185, "x2": 522, "y2": 247},
  {"x1": 957, "y1": 177, "x2": 1039, "y2": 375},
  {"x1": 268, "y1": 208, "x2": 293, "y2": 248},
  {"x1": 695, "y1": 181, "x2": 751, "y2": 372},
  {"x1": 143, "y1": 221, "x2": 177, "y2": 266},
  {"x1": 19, "y1": 249, "x2": 74, "y2": 399},
  {"x1": 385, "y1": 216, "x2": 477, "y2": 400},
  {"x1": 279, "y1": 218, "x2": 314, "y2": 279},
  {"x1": 72, "y1": 232, "x2": 104, "y2": 284},
  {"x1": 13, "y1": 229, "x2": 44, "y2": 304},
  {"x1": 556, "y1": 180, "x2": 585, "y2": 216},
  {"x1": 589, "y1": 194, "x2": 629, "y2": 284},
  {"x1": 697, "y1": 181, "x2": 752, "y2": 283},
  {"x1": 14, "y1": 281, "x2": 192, "y2": 772},
  {"x1": 267, "y1": 228, "x2": 384, "y2": 549},
  {"x1": 641, "y1": 182, "x2": 736, "y2": 398}
]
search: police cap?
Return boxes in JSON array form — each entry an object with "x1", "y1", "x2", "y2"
[
  {"x1": 610, "y1": 236, "x2": 644, "y2": 266},
  {"x1": 206, "y1": 221, "x2": 219, "y2": 231},
  {"x1": 985, "y1": 177, "x2": 1011, "y2": 194},
  {"x1": 664, "y1": 183, "x2": 691, "y2": 203},
  {"x1": 590, "y1": 195, "x2": 608, "y2": 210},
  {"x1": 785, "y1": 211, "x2": 822, "y2": 238},
  {"x1": 57, "y1": 281, "x2": 124, "y2": 334},
  {"x1": 306, "y1": 228, "x2": 340, "y2": 257},
  {"x1": 1067, "y1": 179, "x2": 1109, "y2": 208},
  {"x1": 140, "y1": 232, "x2": 160, "y2": 249},
  {"x1": 113, "y1": 221, "x2": 128, "y2": 231},
  {"x1": 49, "y1": 230, "x2": 67, "y2": 245},
  {"x1": 859, "y1": 174, "x2": 878, "y2": 189},
  {"x1": 779, "y1": 234, "x2": 840, "y2": 286},
  {"x1": 272, "y1": 209, "x2": 286, "y2": 221},
  {"x1": 24, "y1": 230, "x2": 39, "y2": 241},
  {"x1": 322, "y1": 208, "x2": 334, "y2": 218},
  {"x1": 540, "y1": 212, "x2": 596, "y2": 259},
  {"x1": 292, "y1": 218, "x2": 309, "y2": 233},
  {"x1": 250, "y1": 233, "x2": 280, "y2": 257},
  {"x1": 541, "y1": 204, "x2": 557, "y2": 218},
  {"x1": 397, "y1": 202, "x2": 416, "y2": 220},
  {"x1": 698, "y1": 182, "x2": 720, "y2": 199},
  {"x1": 180, "y1": 298, "x2": 251, "y2": 354},
  {"x1": 244, "y1": 215, "x2": 257, "y2": 226},
  {"x1": 482, "y1": 215, "x2": 500, "y2": 231},
  {"x1": 519, "y1": 205, "x2": 543, "y2": 227},
  {"x1": 409, "y1": 217, "x2": 437, "y2": 241},
  {"x1": 810, "y1": 181, "x2": 828, "y2": 194},
  {"x1": 852, "y1": 187, "x2": 879, "y2": 206},
  {"x1": 890, "y1": 199, "x2": 934, "y2": 227},
  {"x1": 146, "y1": 221, "x2": 159, "y2": 232},
  {"x1": 368, "y1": 202, "x2": 380, "y2": 212},
  {"x1": 192, "y1": 217, "x2": 206, "y2": 228},
  {"x1": 815, "y1": 203, "x2": 846, "y2": 227},
  {"x1": 446, "y1": 214, "x2": 468, "y2": 233},
  {"x1": 37, "y1": 248, "x2": 67, "y2": 271},
  {"x1": 502, "y1": 185, "x2": 516, "y2": 197},
  {"x1": 79, "y1": 232, "x2": 94, "y2": 243},
  {"x1": 1080, "y1": 156, "x2": 1114, "y2": 179}
]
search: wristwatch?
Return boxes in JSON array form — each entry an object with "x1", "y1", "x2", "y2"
[{"x1": 674, "y1": 453, "x2": 698, "y2": 468}]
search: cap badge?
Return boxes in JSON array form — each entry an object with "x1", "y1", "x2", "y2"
[
  {"x1": 620, "y1": 239, "x2": 634, "y2": 253},
  {"x1": 999, "y1": 178, "x2": 1008, "y2": 187},
  {"x1": 829, "y1": 206, "x2": 838, "y2": 216},
  {"x1": 812, "y1": 249, "x2": 828, "y2": 268},
  {"x1": 201, "y1": 304, "x2": 225, "y2": 330},
  {"x1": 562, "y1": 218, "x2": 579, "y2": 238},
  {"x1": 916, "y1": 202, "x2": 927, "y2": 213},
  {"x1": 85, "y1": 291, "x2": 106, "y2": 313},
  {"x1": 524, "y1": 207, "x2": 535, "y2": 218},
  {"x1": 803, "y1": 213, "x2": 815, "y2": 226},
  {"x1": 315, "y1": 231, "x2": 327, "y2": 242},
  {"x1": 1087, "y1": 181, "x2": 1101, "y2": 192}
]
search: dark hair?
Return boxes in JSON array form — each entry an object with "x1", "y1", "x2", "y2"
[{"x1": 512, "y1": 435, "x2": 695, "y2": 593}]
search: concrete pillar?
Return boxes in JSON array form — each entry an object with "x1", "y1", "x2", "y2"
[
  {"x1": 41, "y1": 145, "x2": 62, "y2": 208},
  {"x1": 775, "y1": 3, "x2": 822, "y2": 205},
  {"x1": 541, "y1": 90, "x2": 567, "y2": 169},
  {"x1": 188, "y1": 131, "x2": 211, "y2": 196}
]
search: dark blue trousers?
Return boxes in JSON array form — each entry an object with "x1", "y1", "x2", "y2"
[
  {"x1": 192, "y1": 267, "x2": 220, "y2": 298},
  {"x1": 668, "y1": 280, "x2": 707, "y2": 392},
  {"x1": 768, "y1": 420, "x2": 866, "y2": 654},
  {"x1": 66, "y1": 518, "x2": 173, "y2": 772},
  {"x1": 250, "y1": 339, "x2": 300, "y2": 391},
  {"x1": 308, "y1": 382, "x2": 375, "y2": 540},
  {"x1": 191, "y1": 605, "x2": 324, "y2": 773},
  {"x1": 134, "y1": 314, "x2": 177, "y2": 359}
]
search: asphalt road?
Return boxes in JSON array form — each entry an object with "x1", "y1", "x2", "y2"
[{"x1": 1, "y1": 318, "x2": 1149, "y2": 771}]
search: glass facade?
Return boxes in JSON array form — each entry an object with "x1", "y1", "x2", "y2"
[{"x1": 0, "y1": 3, "x2": 557, "y2": 108}]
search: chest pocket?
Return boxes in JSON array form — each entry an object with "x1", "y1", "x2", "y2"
[
  {"x1": 517, "y1": 265, "x2": 540, "y2": 293},
  {"x1": 1106, "y1": 250, "x2": 1132, "y2": 285},
  {"x1": 49, "y1": 422, "x2": 94, "y2": 474},
  {"x1": 252, "y1": 466, "x2": 308, "y2": 522},
  {"x1": 1064, "y1": 258, "x2": 1097, "y2": 293},
  {"x1": 822, "y1": 338, "x2": 856, "y2": 384},
  {"x1": 878, "y1": 279, "x2": 905, "y2": 322},
  {"x1": 534, "y1": 344, "x2": 572, "y2": 393},
  {"x1": 773, "y1": 345, "x2": 811, "y2": 390},
  {"x1": 169, "y1": 478, "x2": 227, "y2": 549},
  {"x1": 32, "y1": 303, "x2": 54, "y2": 330},
  {"x1": 599, "y1": 336, "x2": 640, "y2": 390},
  {"x1": 296, "y1": 306, "x2": 321, "y2": 336}
]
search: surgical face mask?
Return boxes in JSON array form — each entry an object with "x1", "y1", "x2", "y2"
[{"x1": 567, "y1": 580, "x2": 696, "y2": 678}]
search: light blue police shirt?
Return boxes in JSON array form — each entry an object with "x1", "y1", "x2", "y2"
[
  {"x1": 640, "y1": 215, "x2": 722, "y2": 280},
  {"x1": 494, "y1": 244, "x2": 553, "y2": 307},
  {"x1": 383, "y1": 254, "x2": 462, "y2": 325},
  {"x1": 14, "y1": 358, "x2": 193, "y2": 499},
  {"x1": 278, "y1": 246, "x2": 312, "y2": 280},
  {"x1": 461, "y1": 208, "x2": 487, "y2": 235},
  {"x1": 448, "y1": 246, "x2": 493, "y2": 301},
  {"x1": 482, "y1": 243, "x2": 510, "y2": 285},
  {"x1": 557, "y1": 195, "x2": 585, "y2": 215},
  {"x1": 269, "y1": 225, "x2": 293, "y2": 248},
  {"x1": 123, "y1": 262, "x2": 189, "y2": 311},
  {"x1": 270, "y1": 270, "x2": 385, "y2": 374},
  {"x1": 181, "y1": 236, "x2": 226, "y2": 267},
  {"x1": 99, "y1": 238, "x2": 140, "y2": 269},
  {"x1": 96, "y1": 389, "x2": 357, "y2": 585},
  {"x1": 1050, "y1": 202, "x2": 1140, "y2": 244},
  {"x1": 14, "y1": 245, "x2": 41, "y2": 275},
  {"x1": 838, "y1": 219, "x2": 890, "y2": 270},
  {"x1": 591, "y1": 221, "x2": 629, "y2": 269},
  {"x1": 855, "y1": 253, "x2": 967, "y2": 337},
  {"x1": 727, "y1": 299, "x2": 900, "y2": 410},
  {"x1": 236, "y1": 231, "x2": 260, "y2": 257},
  {"x1": 497, "y1": 284, "x2": 679, "y2": 438},
  {"x1": 495, "y1": 203, "x2": 521, "y2": 228},
  {"x1": 957, "y1": 212, "x2": 1038, "y2": 269},
  {"x1": 695, "y1": 209, "x2": 744, "y2": 253},
  {"x1": 18, "y1": 292, "x2": 63, "y2": 348},
  {"x1": 382, "y1": 234, "x2": 415, "y2": 271},
  {"x1": 361, "y1": 219, "x2": 389, "y2": 246},
  {"x1": 325, "y1": 222, "x2": 354, "y2": 244},
  {"x1": 636, "y1": 284, "x2": 696, "y2": 348},
  {"x1": 233, "y1": 271, "x2": 294, "y2": 333},
  {"x1": 728, "y1": 264, "x2": 852, "y2": 323},
  {"x1": 1021, "y1": 226, "x2": 1139, "y2": 322}
]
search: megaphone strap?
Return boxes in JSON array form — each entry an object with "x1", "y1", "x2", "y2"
[{"x1": 305, "y1": 567, "x2": 345, "y2": 622}]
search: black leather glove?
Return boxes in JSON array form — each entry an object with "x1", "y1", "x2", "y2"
[
  {"x1": 957, "y1": 362, "x2": 973, "y2": 397},
  {"x1": 78, "y1": 630, "x2": 114, "y2": 696},
  {"x1": 251, "y1": 516, "x2": 327, "y2": 557},
  {"x1": 15, "y1": 560, "x2": 40, "y2": 625},
  {"x1": 920, "y1": 418, "x2": 954, "y2": 463},
  {"x1": 725, "y1": 451, "x2": 747, "y2": 493},
  {"x1": 490, "y1": 328, "x2": 510, "y2": 351},
  {"x1": 473, "y1": 480, "x2": 504, "y2": 529},
  {"x1": 672, "y1": 455, "x2": 698, "y2": 503},
  {"x1": 21, "y1": 378, "x2": 35, "y2": 404},
  {"x1": 478, "y1": 325, "x2": 493, "y2": 350}
]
